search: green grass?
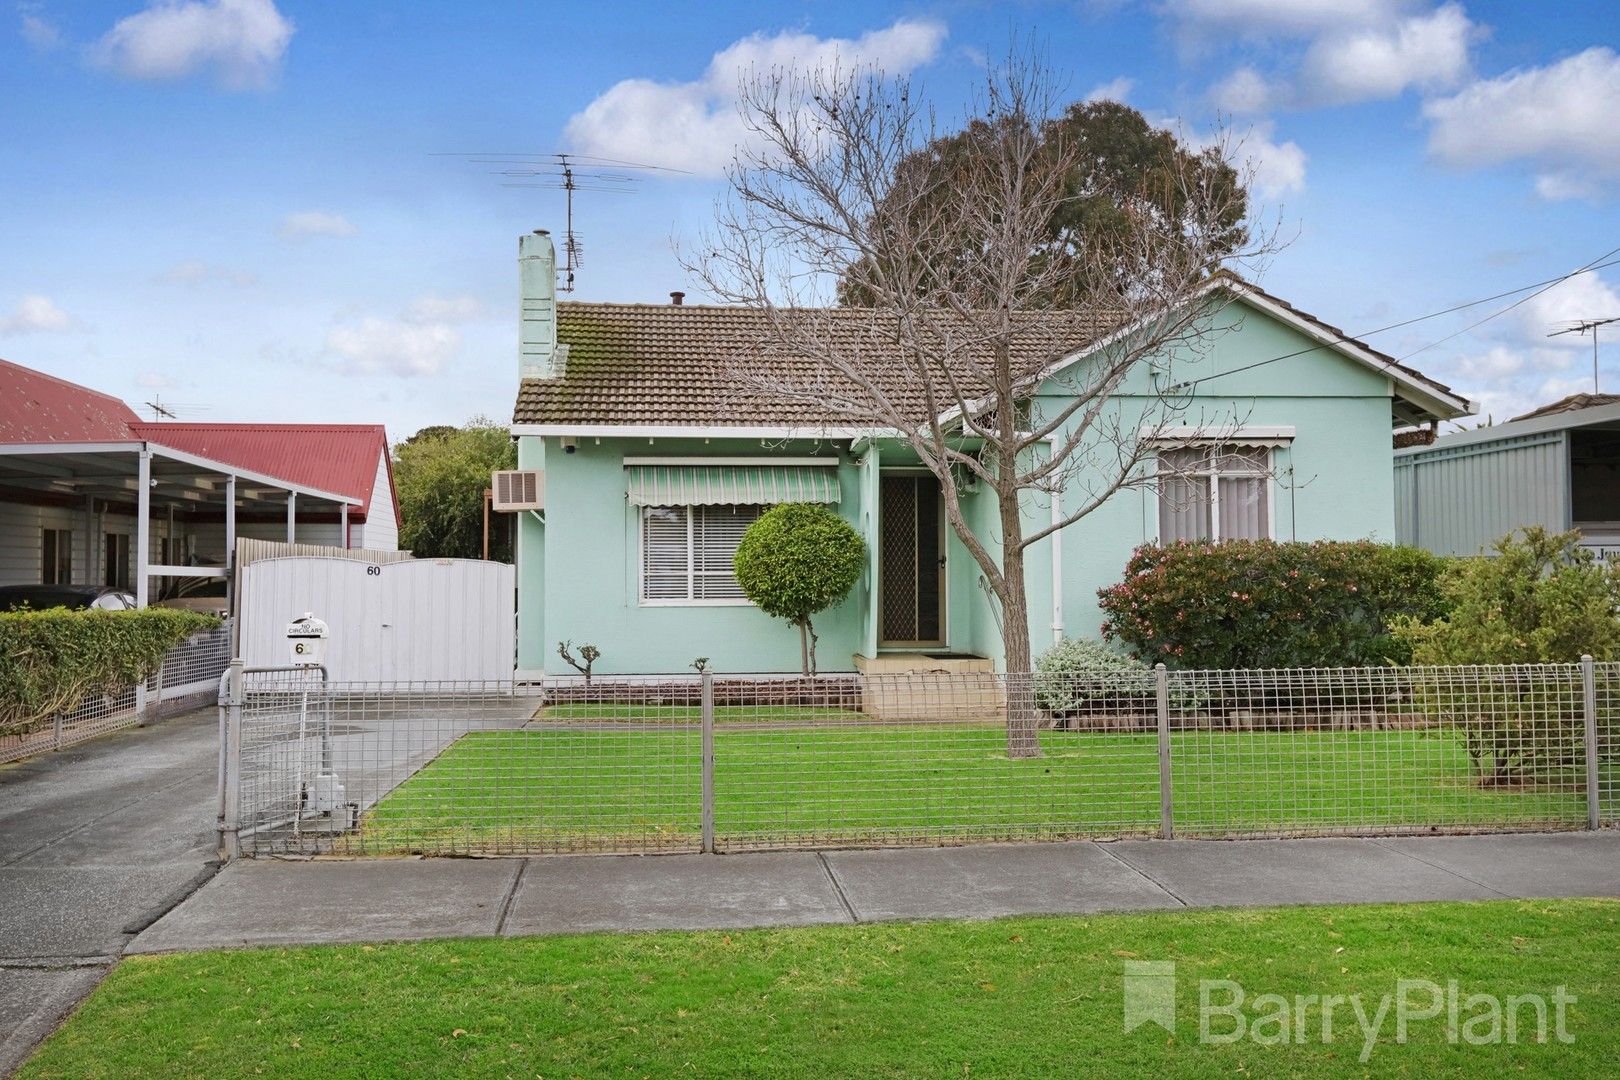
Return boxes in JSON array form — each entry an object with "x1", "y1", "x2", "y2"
[
  {"x1": 536, "y1": 703, "x2": 869, "y2": 723},
  {"x1": 357, "y1": 721, "x2": 1590, "y2": 853},
  {"x1": 21, "y1": 900, "x2": 1620, "y2": 1078}
]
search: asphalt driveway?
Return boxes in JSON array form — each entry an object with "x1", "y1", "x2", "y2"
[{"x1": 0, "y1": 707, "x2": 220, "y2": 1076}]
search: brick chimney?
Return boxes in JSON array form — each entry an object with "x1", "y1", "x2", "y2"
[{"x1": 518, "y1": 230, "x2": 561, "y2": 379}]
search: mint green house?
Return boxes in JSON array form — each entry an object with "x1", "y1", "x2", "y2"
[{"x1": 508, "y1": 230, "x2": 1472, "y2": 678}]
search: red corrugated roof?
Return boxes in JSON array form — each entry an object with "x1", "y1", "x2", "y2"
[
  {"x1": 0, "y1": 357, "x2": 141, "y2": 442},
  {"x1": 129, "y1": 423, "x2": 394, "y2": 520}
]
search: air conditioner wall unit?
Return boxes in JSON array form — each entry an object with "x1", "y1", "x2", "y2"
[{"x1": 491, "y1": 469, "x2": 545, "y2": 511}]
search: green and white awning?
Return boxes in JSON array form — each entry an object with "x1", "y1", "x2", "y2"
[{"x1": 626, "y1": 464, "x2": 840, "y2": 507}]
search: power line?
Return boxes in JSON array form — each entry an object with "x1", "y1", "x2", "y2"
[{"x1": 1170, "y1": 248, "x2": 1620, "y2": 393}]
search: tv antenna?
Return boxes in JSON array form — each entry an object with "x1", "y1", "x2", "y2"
[
  {"x1": 436, "y1": 151, "x2": 688, "y2": 292},
  {"x1": 1548, "y1": 316, "x2": 1620, "y2": 393},
  {"x1": 143, "y1": 395, "x2": 209, "y2": 421}
]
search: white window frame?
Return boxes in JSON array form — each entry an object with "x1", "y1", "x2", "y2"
[
  {"x1": 1155, "y1": 444, "x2": 1276, "y2": 542},
  {"x1": 638, "y1": 504, "x2": 763, "y2": 607}
]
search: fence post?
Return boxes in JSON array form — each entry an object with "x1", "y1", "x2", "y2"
[
  {"x1": 700, "y1": 669, "x2": 716, "y2": 854},
  {"x1": 1583, "y1": 654, "x2": 1600, "y2": 831},
  {"x1": 1155, "y1": 663, "x2": 1173, "y2": 840},
  {"x1": 219, "y1": 658, "x2": 244, "y2": 860},
  {"x1": 51, "y1": 711, "x2": 64, "y2": 751}
]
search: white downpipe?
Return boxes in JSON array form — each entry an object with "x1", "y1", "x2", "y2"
[{"x1": 1046, "y1": 436, "x2": 1064, "y2": 643}]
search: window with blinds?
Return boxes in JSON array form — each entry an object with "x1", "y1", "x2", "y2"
[
  {"x1": 641, "y1": 504, "x2": 765, "y2": 603},
  {"x1": 1157, "y1": 445, "x2": 1272, "y2": 542}
]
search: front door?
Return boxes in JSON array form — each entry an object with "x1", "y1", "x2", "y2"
[{"x1": 879, "y1": 473, "x2": 945, "y2": 646}]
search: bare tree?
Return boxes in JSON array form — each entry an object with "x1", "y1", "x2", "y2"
[{"x1": 684, "y1": 52, "x2": 1275, "y2": 758}]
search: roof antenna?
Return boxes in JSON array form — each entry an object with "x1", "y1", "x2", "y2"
[
  {"x1": 434, "y1": 150, "x2": 690, "y2": 293},
  {"x1": 145, "y1": 396, "x2": 177, "y2": 421},
  {"x1": 1548, "y1": 316, "x2": 1620, "y2": 393}
]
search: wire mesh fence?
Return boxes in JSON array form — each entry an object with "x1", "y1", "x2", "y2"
[
  {"x1": 0, "y1": 619, "x2": 234, "y2": 766},
  {"x1": 221, "y1": 660, "x2": 1620, "y2": 857}
]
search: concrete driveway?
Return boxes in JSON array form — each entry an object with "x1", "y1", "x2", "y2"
[{"x1": 0, "y1": 707, "x2": 220, "y2": 1076}]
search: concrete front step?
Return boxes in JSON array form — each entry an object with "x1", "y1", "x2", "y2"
[{"x1": 853, "y1": 653, "x2": 1003, "y2": 720}]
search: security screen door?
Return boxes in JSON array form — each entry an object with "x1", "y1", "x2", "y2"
[{"x1": 879, "y1": 473, "x2": 944, "y2": 646}]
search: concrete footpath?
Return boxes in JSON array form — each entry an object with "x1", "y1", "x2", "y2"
[
  {"x1": 0, "y1": 708, "x2": 221, "y2": 1077},
  {"x1": 130, "y1": 830, "x2": 1620, "y2": 954}
]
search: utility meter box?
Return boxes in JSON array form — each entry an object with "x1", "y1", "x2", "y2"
[{"x1": 286, "y1": 612, "x2": 329, "y2": 667}]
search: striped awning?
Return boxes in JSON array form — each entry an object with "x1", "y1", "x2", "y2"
[{"x1": 626, "y1": 464, "x2": 840, "y2": 507}]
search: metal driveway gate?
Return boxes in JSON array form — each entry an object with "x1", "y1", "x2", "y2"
[{"x1": 238, "y1": 556, "x2": 515, "y2": 682}]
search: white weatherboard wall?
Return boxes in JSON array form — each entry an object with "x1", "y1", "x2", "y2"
[
  {"x1": 356, "y1": 452, "x2": 398, "y2": 550},
  {"x1": 238, "y1": 557, "x2": 514, "y2": 681}
]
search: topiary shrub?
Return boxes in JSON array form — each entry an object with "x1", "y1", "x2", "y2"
[
  {"x1": 734, "y1": 503, "x2": 866, "y2": 675},
  {"x1": 1097, "y1": 539, "x2": 1451, "y2": 670},
  {"x1": 0, "y1": 608, "x2": 220, "y2": 738}
]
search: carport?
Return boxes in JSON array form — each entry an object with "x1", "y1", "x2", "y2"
[{"x1": 0, "y1": 439, "x2": 360, "y2": 608}]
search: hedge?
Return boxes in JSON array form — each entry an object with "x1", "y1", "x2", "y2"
[
  {"x1": 1097, "y1": 539, "x2": 1449, "y2": 670},
  {"x1": 0, "y1": 608, "x2": 219, "y2": 737}
]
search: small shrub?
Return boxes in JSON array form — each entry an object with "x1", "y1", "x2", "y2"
[
  {"x1": 1097, "y1": 539, "x2": 1450, "y2": 669},
  {"x1": 1033, "y1": 638, "x2": 1153, "y2": 714},
  {"x1": 1392, "y1": 527, "x2": 1620, "y2": 665},
  {"x1": 1393, "y1": 529, "x2": 1620, "y2": 788},
  {"x1": 0, "y1": 608, "x2": 219, "y2": 738},
  {"x1": 734, "y1": 503, "x2": 865, "y2": 676}
]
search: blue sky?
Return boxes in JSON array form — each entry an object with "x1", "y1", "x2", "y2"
[{"x1": 1, "y1": 0, "x2": 1617, "y2": 438}]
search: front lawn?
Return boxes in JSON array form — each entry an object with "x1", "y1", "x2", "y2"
[
  {"x1": 21, "y1": 900, "x2": 1620, "y2": 1078},
  {"x1": 355, "y1": 721, "x2": 1589, "y2": 854}
]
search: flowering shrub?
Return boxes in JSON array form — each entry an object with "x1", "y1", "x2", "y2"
[{"x1": 1097, "y1": 539, "x2": 1449, "y2": 669}]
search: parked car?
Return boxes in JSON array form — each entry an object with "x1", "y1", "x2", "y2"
[{"x1": 0, "y1": 584, "x2": 138, "y2": 612}]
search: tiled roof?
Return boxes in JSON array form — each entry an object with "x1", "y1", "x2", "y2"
[
  {"x1": 514, "y1": 284, "x2": 1470, "y2": 428},
  {"x1": 1511, "y1": 393, "x2": 1620, "y2": 421},
  {"x1": 0, "y1": 357, "x2": 142, "y2": 442},
  {"x1": 515, "y1": 303, "x2": 1108, "y2": 428},
  {"x1": 129, "y1": 423, "x2": 394, "y2": 519}
]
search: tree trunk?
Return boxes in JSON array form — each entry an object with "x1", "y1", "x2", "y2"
[
  {"x1": 798, "y1": 620, "x2": 810, "y2": 677},
  {"x1": 998, "y1": 507, "x2": 1042, "y2": 760}
]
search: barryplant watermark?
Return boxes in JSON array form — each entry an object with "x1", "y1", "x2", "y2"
[{"x1": 1123, "y1": 961, "x2": 1575, "y2": 1062}]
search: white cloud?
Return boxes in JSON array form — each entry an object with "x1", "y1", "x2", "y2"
[
  {"x1": 0, "y1": 294, "x2": 71, "y2": 335},
  {"x1": 156, "y1": 259, "x2": 257, "y2": 287},
  {"x1": 328, "y1": 318, "x2": 458, "y2": 378},
  {"x1": 134, "y1": 371, "x2": 174, "y2": 390},
  {"x1": 1518, "y1": 270, "x2": 1620, "y2": 342},
  {"x1": 326, "y1": 294, "x2": 485, "y2": 378},
  {"x1": 1206, "y1": 3, "x2": 1474, "y2": 110},
  {"x1": 1168, "y1": 0, "x2": 1410, "y2": 38},
  {"x1": 1084, "y1": 76, "x2": 1134, "y2": 104},
  {"x1": 564, "y1": 18, "x2": 948, "y2": 177},
  {"x1": 1296, "y1": 3, "x2": 1473, "y2": 105},
  {"x1": 19, "y1": 8, "x2": 61, "y2": 50},
  {"x1": 1240, "y1": 123, "x2": 1308, "y2": 197},
  {"x1": 1424, "y1": 47, "x2": 1620, "y2": 198},
  {"x1": 90, "y1": 0, "x2": 293, "y2": 90},
  {"x1": 1210, "y1": 66, "x2": 1274, "y2": 113},
  {"x1": 278, "y1": 210, "x2": 358, "y2": 239}
]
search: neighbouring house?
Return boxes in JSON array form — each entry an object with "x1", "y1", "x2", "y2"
[
  {"x1": 0, "y1": 356, "x2": 398, "y2": 608},
  {"x1": 1396, "y1": 393, "x2": 1620, "y2": 560},
  {"x1": 508, "y1": 229, "x2": 1473, "y2": 677}
]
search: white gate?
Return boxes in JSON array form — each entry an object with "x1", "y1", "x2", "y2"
[{"x1": 238, "y1": 557, "x2": 514, "y2": 681}]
